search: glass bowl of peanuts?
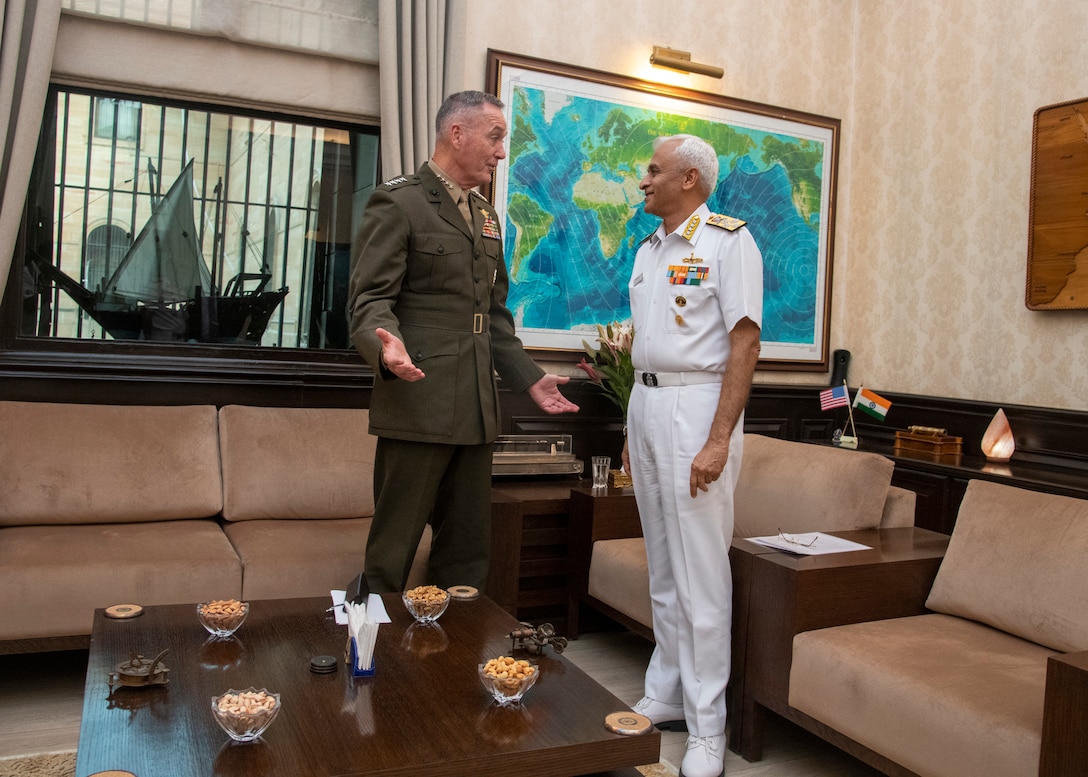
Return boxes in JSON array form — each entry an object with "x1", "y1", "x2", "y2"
[
  {"x1": 197, "y1": 599, "x2": 249, "y2": 638},
  {"x1": 402, "y1": 585, "x2": 450, "y2": 623},
  {"x1": 211, "y1": 687, "x2": 281, "y2": 742},
  {"x1": 479, "y1": 655, "x2": 539, "y2": 705}
]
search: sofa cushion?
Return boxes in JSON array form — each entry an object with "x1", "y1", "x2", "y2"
[
  {"x1": 926, "y1": 480, "x2": 1088, "y2": 653},
  {"x1": 224, "y1": 518, "x2": 431, "y2": 600},
  {"x1": 0, "y1": 520, "x2": 241, "y2": 640},
  {"x1": 734, "y1": 435, "x2": 894, "y2": 538},
  {"x1": 790, "y1": 613, "x2": 1054, "y2": 777},
  {"x1": 219, "y1": 405, "x2": 377, "y2": 521},
  {"x1": 588, "y1": 537, "x2": 653, "y2": 629},
  {"x1": 0, "y1": 401, "x2": 222, "y2": 526}
]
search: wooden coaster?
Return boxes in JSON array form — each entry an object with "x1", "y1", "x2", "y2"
[
  {"x1": 104, "y1": 604, "x2": 143, "y2": 619},
  {"x1": 447, "y1": 585, "x2": 479, "y2": 600},
  {"x1": 604, "y1": 711, "x2": 653, "y2": 735}
]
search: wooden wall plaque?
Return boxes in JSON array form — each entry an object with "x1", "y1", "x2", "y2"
[{"x1": 1026, "y1": 97, "x2": 1088, "y2": 310}]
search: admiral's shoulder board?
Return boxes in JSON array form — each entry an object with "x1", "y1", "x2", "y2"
[{"x1": 706, "y1": 213, "x2": 746, "y2": 231}]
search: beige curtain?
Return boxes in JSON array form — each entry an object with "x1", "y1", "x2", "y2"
[
  {"x1": 0, "y1": 0, "x2": 61, "y2": 301},
  {"x1": 378, "y1": 0, "x2": 464, "y2": 178}
]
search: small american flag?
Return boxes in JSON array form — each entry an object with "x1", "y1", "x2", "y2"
[{"x1": 819, "y1": 384, "x2": 850, "y2": 411}]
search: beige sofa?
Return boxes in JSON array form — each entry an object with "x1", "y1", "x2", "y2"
[
  {"x1": 784, "y1": 480, "x2": 1088, "y2": 777},
  {"x1": 0, "y1": 400, "x2": 429, "y2": 649},
  {"x1": 573, "y1": 433, "x2": 918, "y2": 636}
]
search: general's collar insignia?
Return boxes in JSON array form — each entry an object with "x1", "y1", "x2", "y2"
[
  {"x1": 706, "y1": 213, "x2": 746, "y2": 231},
  {"x1": 681, "y1": 214, "x2": 700, "y2": 241},
  {"x1": 381, "y1": 175, "x2": 409, "y2": 187},
  {"x1": 433, "y1": 171, "x2": 455, "y2": 190}
]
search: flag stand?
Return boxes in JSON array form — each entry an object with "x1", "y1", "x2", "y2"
[{"x1": 837, "y1": 381, "x2": 859, "y2": 448}]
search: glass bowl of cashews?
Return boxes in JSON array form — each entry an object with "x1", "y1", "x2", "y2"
[
  {"x1": 211, "y1": 687, "x2": 281, "y2": 742},
  {"x1": 402, "y1": 585, "x2": 450, "y2": 623},
  {"x1": 478, "y1": 655, "x2": 539, "y2": 705},
  {"x1": 197, "y1": 599, "x2": 249, "y2": 638}
]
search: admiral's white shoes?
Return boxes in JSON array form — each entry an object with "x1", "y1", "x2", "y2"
[
  {"x1": 631, "y1": 696, "x2": 687, "y2": 731},
  {"x1": 679, "y1": 733, "x2": 725, "y2": 777}
]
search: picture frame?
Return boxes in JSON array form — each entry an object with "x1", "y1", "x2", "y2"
[{"x1": 485, "y1": 50, "x2": 840, "y2": 370}]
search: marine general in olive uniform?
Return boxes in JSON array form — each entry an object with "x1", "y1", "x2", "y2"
[{"x1": 348, "y1": 90, "x2": 578, "y2": 593}]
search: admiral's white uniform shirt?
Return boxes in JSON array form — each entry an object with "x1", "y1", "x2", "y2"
[{"x1": 629, "y1": 202, "x2": 763, "y2": 373}]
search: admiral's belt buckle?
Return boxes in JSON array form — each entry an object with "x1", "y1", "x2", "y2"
[
  {"x1": 642, "y1": 372, "x2": 658, "y2": 387},
  {"x1": 473, "y1": 313, "x2": 484, "y2": 334}
]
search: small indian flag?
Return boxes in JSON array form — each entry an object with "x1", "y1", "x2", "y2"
[{"x1": 853, "y1": 387, "x2": 892, "y2": 421}]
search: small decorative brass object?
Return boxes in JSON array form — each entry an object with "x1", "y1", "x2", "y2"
[
  {"x1": 107, "y1": 649, "x2": 170, "y2": 692},
  {"x1": 507, "y1": 622, "x2": 568, "y2": 655}
]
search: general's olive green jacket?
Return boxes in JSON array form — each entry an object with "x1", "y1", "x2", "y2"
[{"x1": 347, "y1": 164, "x2": 544, "y2": 445}]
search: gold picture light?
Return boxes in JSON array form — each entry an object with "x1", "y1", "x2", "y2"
[{"x1": 650, "y1": 46, "x2": 723, "y2": 79}]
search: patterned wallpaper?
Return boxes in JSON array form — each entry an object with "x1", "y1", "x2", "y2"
[{"x1": 459, "y1": 0, "x2": 1088, "y2": 411}]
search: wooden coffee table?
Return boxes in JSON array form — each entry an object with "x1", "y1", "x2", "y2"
[{"x1": 75, "y1": 594, "x2": 659, "y2": 777}]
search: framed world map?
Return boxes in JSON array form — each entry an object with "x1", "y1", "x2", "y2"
[{"x1": 485, "y1": 50, "x2": 840, "y2": 370}]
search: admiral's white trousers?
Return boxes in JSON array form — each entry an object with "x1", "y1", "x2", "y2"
[{"x1": 628, "y1": 381, "x2": 742, "y2": 737}]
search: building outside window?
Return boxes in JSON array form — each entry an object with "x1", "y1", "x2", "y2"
[{"x1": 94, "y1": 98, "x2": 141, "y2": 142}]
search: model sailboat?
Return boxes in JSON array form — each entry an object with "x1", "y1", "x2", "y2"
[{"x1": 33, "y1": 160, "x2": 288, "y2": 344}]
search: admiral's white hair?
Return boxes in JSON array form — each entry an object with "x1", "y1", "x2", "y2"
[{"x1": 653, "y1": 134, "x2": 719, "y2": 198}]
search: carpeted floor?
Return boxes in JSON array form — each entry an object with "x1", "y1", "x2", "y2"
[
  {"x1": 0, "y1": 752, "x2": 675, "y2": 777},
  {"x1": 0, "y1": 751, "x2": 75, "y2": 777}
]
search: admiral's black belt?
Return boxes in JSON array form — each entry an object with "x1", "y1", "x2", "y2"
[{"x1": 636, "y1": 370, "x2": 722, "y2": 387}]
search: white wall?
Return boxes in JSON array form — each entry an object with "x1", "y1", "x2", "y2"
[{"x1": 453, "y1": 0, "x2": 1088, "y2": 411}]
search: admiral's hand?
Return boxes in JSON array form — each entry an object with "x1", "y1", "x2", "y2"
[
  {"x1": 690, "y1": 441, "x2": 729, "y2": 499},
  {"x1": 527, "y1": 374, "x2": 580, "y2": 414},
  {"x1": 376, "y1": 327, "x2": 425, "y2": 382}
]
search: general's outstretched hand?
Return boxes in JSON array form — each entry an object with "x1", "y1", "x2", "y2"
[
  {"x1": 527, "y1": 374, "x2": 580, "y2": 415},
  {"x1": 375, "y1": 327, "x2": 426, "y2": 382}
]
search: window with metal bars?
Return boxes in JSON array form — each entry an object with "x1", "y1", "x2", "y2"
[{"x1": 18, "y1": 86, "x2": 379, "y2": 350}]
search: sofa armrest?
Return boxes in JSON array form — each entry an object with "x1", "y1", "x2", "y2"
[
  {"x1": 879, "y1": 485, "x2": 917, "y2": 528},
  {"x1": 731, "y1": 527, "x2": 949, "y2": 760},
  {"x1": 1040, "y1": 649, "x2": 1088, "y2": 777}
]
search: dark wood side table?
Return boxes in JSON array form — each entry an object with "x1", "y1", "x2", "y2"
[
  {"x1": 488, "y1": 479, "x2": 584, "y2": 629},
  {"x1": 729, "y1": 527, "x2": 949, "y2": 766}
]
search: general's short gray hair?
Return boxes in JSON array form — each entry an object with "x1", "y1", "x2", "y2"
[
  {"x1": 435, "y1": 91, "x2": 505, "y2": 135},
  {"x1": 654, "y1": 134, "x2": 719, "y2": 198}
]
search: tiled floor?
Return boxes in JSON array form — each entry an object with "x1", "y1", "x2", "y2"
[
  {"x1": 561, "y1": 629, "x2": 883, "y2": 776},
  {"x1": 0, "y1": 630, "x2": 882, "y2": 776}
]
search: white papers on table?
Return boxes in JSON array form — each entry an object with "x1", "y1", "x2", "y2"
[
  {"x1": 329, "y1": 590, "x2": 391, "y2": 626},
  {"x1": 747, "y1": 532, "x2": 872, "y2": 556},
  {"x1": 340, "y1": 595, "x2": 387, "y2": 673}
]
